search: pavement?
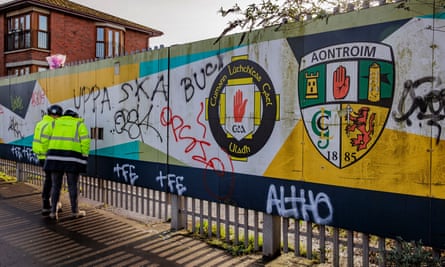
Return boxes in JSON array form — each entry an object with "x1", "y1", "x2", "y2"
[{"x1": 0, "y1": 180, "x2": 320, "y2": 267}]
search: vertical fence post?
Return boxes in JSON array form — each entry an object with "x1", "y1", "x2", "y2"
[
  {"x1": 320, "y1": 224, "x2": 326, "y2": 263},
  {"x1": 333, "y1": 227, "x2": 339, "y2": 267},
  {"x1": 378, "y1": 237, "x2": 386, "y2": 267},
  {"x1": 348, "y1": 230, "x2": 354, "y2": 267},
  {"x1": 16, "y1": 162, "x2": 24, "y2": 182},
  {"x1": 283, "y1": 218, "x2": 289, "y2": 253},
  {"x1": 262, "y1": 214, "x2": 281, "y2": 259},
  {"x1": 362, "y1": 233, "x2": 369, "y2": 267},
  {"x1": 171, "y1": 194, "x2": 186, "y2": 230},
  {"x1": 306, "y1": 221, "x2": 313, "y2": 259}
]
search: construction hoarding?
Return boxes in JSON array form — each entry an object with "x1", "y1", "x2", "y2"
[{"x1": 1, "y1": 0, "x2": 445, "y2": 248}]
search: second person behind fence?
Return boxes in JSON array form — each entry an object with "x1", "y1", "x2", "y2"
[
  {"x1": 43, "y1": 108, "x2": 91, "y2": 221},
  {"x1": 32, "y1": 104, "x2": 63, "y2": 216}
]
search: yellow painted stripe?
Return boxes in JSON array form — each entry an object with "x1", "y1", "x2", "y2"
[
  {"x1": 265, "y1": 120, "x2": 440, "y2": 199},
  {"x1": 275, "y1": 95, "x2": 280, "y2": 121},
  {"x1": 231, "y1": 156, "x2": 248, "y2": 162},
  {"x1": 232, "y1": 55, "x2": 248, "y2": 61},
  {"x1": 38, "y1": 63, "x2": 139, "y2": 104},
  {"x1": 255, "y1": 92, "x2": 261, "y2": 125},
  {"x1": 205, "y1": 98, "x2": 209, "y2": 121},
  {"x1": 227, "y1": 77, "x2": 253, "y2": 86},
  {"x1": 219, "y1": 93, "x2": 226, "y2": 125}
]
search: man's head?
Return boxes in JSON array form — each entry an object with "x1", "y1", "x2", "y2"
[
  {"x1": 64, "y1": 108, "x2": 79, "y2": 118},
  {"x1": 47, "y1": 105, "x2": 63, "y2": 118}
]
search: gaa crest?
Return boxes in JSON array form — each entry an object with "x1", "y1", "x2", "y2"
[
  {"x1": 207, "y1": 55, "x2": 279, "y2": 161},
  {"x1": 298, "y1": 42, "x2": 394, "y2": 168}
]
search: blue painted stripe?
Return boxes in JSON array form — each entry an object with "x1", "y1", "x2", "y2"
[
  {"x1": 92, "y1": 141, "x2": 140, "y2": 160},
  {"x1": 10, "y1": 135, "x2": 33, "y2": 147},
  {"x1": 139, "y1": 46, "x2": 244, "y2": 77},
  {"x1": 420, "y1": 12, "x2": 445, "y2": 19}
]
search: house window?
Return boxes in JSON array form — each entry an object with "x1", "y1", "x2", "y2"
[
  {"x1": 96, "y1": 28, "x2": 105, "y2": 58},
  {"x1": 7, "y1": 66, "x2": 30, "y2": 76},
  {"x1": 38, "y1": 14, "x2": 48, "y2": 49},
  {"x1": 96, "y1": 27, "x2": 124, "y2": 59},
  {"x1": 7, "y1": 14, "x2": 31, "y2": 50},
  {"x1": 7, "y1": 65, "x2": 47, "y2": 76},
  {"x1": 6, "y1": 13, "x2": 49, "y2": 51}
]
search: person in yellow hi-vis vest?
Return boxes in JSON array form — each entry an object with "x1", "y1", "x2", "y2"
[
  {"x1": 32, "y1": 104, "x2": 63, "y2": 216},
  {"x1": 43, "y1": 108, "x2": 90, "y2": 221}
]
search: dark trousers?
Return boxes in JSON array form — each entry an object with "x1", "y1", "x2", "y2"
[
  {"x1": 39, "y1": 160, "x2": 52, "y2": 209},
  {"x1": 50, "y1": 171, "x2": 80, "y2": 214}
]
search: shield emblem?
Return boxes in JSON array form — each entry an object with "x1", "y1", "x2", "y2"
[
  {"x1": 298, "y1": 42, "x2": 394, "y2": 168},
  {"x1": 225, "y1": 84, "x2": 255, "y2": 141}
]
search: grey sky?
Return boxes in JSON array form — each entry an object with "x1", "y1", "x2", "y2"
[
  {"x1": 72, "y1": 0, "x2": 242, "y2": 47},
  {"x1": 0, "y1": 0, "x2": 251, "y2": 47}
]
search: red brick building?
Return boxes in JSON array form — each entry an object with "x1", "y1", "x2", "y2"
[{"x1": 0, "y1": 0, "x2": 163, "y2": 76}]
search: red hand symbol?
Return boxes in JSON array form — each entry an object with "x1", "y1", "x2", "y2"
[
  {"x1": 234, "y1": 90, "x2": 247, "y2": 123},
  {"x1": 333, "y1": 65, "x2": 350, "y2": 99}
]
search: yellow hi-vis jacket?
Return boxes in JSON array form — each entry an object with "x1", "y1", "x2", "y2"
[
  {"x1": 43, "y1": 115, "x2": 90, "y2": 173},
  {"x1": 32, "y1": 115, "x2": 54, "y2": 160}
]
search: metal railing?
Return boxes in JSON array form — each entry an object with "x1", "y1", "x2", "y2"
[{"x1": 0, "y1": 159, "x2": 438, "y2": 266}]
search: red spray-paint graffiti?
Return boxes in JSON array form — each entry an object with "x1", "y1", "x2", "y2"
[{"x1": 160, "y1": 102, "x2": 235, "y2": 200}]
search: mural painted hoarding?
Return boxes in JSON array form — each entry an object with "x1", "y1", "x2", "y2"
[{"x1": 1, "y1": 1, "x2": 445, "y2": 247}]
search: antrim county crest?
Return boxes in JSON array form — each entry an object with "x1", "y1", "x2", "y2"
[
  {"x1": 207, "y1": 55, "x2": 280, "y2": 161},
  {"x1": 298, "y1": 42, "x2": 394, "y2": 168}
]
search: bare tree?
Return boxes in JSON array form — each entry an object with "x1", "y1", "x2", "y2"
[{"x1": 215, "y1": 0, "x2": 403, "y2": 44}]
